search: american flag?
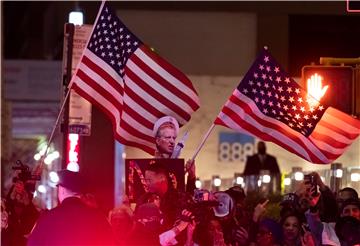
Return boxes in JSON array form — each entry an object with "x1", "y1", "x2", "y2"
[
  {"x1": 214, "y1": 48, "x2": 360, "y2": 164},
  {"x1": 69, "y1": 2, "x2": 200, "y2": 155}
]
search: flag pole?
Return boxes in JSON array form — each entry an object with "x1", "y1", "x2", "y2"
[
  {"x1": 191, "y1": 124, "x2": 215, "y2": 161},
  {"x1": 38, "y1": 89, "x2": 71, "y2": 170}
]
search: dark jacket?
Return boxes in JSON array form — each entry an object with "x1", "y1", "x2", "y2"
[
  {"x1": 243, "y1": 154, "x2": 280, "y2": 176},
  {"x1": 27, "y1": 197, "x2": 115, "y2": 246}
]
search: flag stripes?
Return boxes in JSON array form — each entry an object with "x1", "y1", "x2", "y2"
[{"x1": 69, "y1": 2, "x2": 200, "y2": 154}]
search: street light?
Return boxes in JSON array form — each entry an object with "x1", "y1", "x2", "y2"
[{"x1": 69, "y1": 11, "x2": 84, "y2": 25}]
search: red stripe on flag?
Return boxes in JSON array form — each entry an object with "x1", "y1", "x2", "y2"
[
  {"x1": 115, "y1": 133, "x2": 155, "y2": 155},
  {"x1": 77, "y1": 69, "x2": 122, "y2": 110},
  {"x1": 125, "y1": 67, "x2": 191, "y2": 121},
  {"x1": 317, "y1": 118, "x2": 359, "y2": 140},
  {"x1": 122, "y1": 103, "x2": 153, "y2": 130},
  {"x1": 131, "y1": 54, "x2": 199, "y2": 111},
  {"x1": 139, "y1": 45, "x2": 198, "y2": 94},
  {"x1": 227, "y1": 93, "x2": 328, "y2": 162},
  {"x1": 310, "y1": 130, "x2": 349, "y2": 149},
  {"x1": 83, "y1": 55, "x2": 123, "y2": 95},
  {"x1": 120, "y1": 120, "x2": 154, "y2": 143},
  {"x1": 124, "y1": 84, "x2": 164, "y2": 119}
]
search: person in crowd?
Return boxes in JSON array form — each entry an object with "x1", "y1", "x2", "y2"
[
  {"x1": 337, "y1": 187, "x2": 359, "y2": 213},
  {"x1": 27, "y1": 169, "x2": 115, "y2": 246},
  {"x1": 243, "y1": 141, "x2": 281, "y2": 192},
  {"x1": 339, "y1": 198, "x2": 360, "y2": 221},
  {"x1": 335, "y1": 216, "x2": 360, "y2": 246},
  {"x1": 304, "y1": 183, "x2": 341, "y2": 246},
  {"x1": 127, "y1": 203, "x2": 161, "y2": 245},
  {"x1": 153, "y1": 116, "x2": 196, "y2": 193},
  {"x1": 280, "y1": 212, "x2": 302, "y2": 246},
  {"x1": 4, "y1": 179, "x2": 39, "y2": 246},
  {"x1": 253, "y1": 218, "x2": 283, "y2": 246},
  {"x1": 108, "y1": 205, "x2": 134, "y2": 246},
  {"x1": 139, "y1": 161, "x2": 193, "y2": 244},
  {"x1": 221, "y1": 185, "x2": 251, "y2": 245},
  {"x1": 296, "y1": 172, "x2": 338, "y2": 223}
]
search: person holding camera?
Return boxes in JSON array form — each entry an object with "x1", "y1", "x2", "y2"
[{"x1": 4, "y1": 177, "x2": 40, "y2": 246}]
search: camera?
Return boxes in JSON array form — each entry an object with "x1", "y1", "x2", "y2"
[
  {"x1": 304, "y1": 174, "x2": 319, "y2": 196},
  {"x1": 12, "y1": 160, "x2": 41, "y2": 193}
]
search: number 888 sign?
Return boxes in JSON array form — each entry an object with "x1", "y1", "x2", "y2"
[{"x1": 218, "y1": 132, "x2": 255, "y2": 162}]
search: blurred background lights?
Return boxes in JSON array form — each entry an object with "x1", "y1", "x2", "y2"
[
  {"x1": 351, "y1": 173, "x2": 360, "y2": 182},
  {"x1": 67, "y1": 162, "x2": 80, "y2": 172},
  {"x1": 195, "y1": 178, "x2": 202, "y2": 189},
  {"x1": 69, "y1": 11, "x2": 84, "y2": 25},
  {"x1": 37, "y1": 184, "x2": 47, "y2": 193},
  {"x1": 236, "y1": 176, "x2": 244, "y2": 185},
  {"x1": 284, "y1": 177, "x2": 291, "y2": 186},
  {"x1": 335, "y1": 169, "x2": 343, "y2": 178},
  {"x1": 294, "y1": 171, "x2": 304, "y2": 181},
  {"x1": 49, "y1": 171, "x2": 59, "y2": 183},
  {"x1": 262, "y1": 174, "x2": 271, "y2": 183},
  {"x1": 213, "y1": 177, "x2": 221, "y2": 187}
]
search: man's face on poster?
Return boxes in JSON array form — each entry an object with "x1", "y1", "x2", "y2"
[{"x1": 155, "y1": 127, "x2": 177, "y2": 155}]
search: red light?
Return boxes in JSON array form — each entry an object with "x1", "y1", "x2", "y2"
[{"x1": 67, "y1": 133, "x2": 80, "y2": 172}]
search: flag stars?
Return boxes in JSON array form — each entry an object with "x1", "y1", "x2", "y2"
[
  {"x1": 101, "y1": 52, "x2": 106, "y2": 57},
  {"x1": 254, "y1": 73, "x2": 259, "y2": 78},
  {"x1": 280, "y1": 96, "x2": 286, "y2": 102},
  {"x1": 289, "y1": 97, "x2": 294, "y2": 103},
  {"x1": 298, "y1": 97, "x2": 303, "y2": 103},
  {"x1": 274, "y1": 67, "x2": 280, "y2": 73},
  {"x1": 257, "y1": 82, "x2": 261, "y2": 87},
  {"x1": 266, "y1": 66, "x2": 271, "y2": 72},
  {"x1": 263, "y1": 108, "x2": 268, "y2": 114},
  {"x1": 267, "y1": 91, "x2": 272, "y2": 97},
  {"x1": 264, "y1": 56, "x2": 270, "y2": 62},
  {"x1": 304, "y1": 115, "x2": 309, "y2": 120},
  {"x1": 318, "y1": 105, "x2": 324, "y2": 111},
  {"x1": 276, "y1": 77, "x2": 281, "y2": 83},
  {"x1": 287, "y1": 87, "x2": 292, "y2": 93},
  {"x1": 268, "y1": 101, "x2": 274, "y2": 107},
  {"x1": 307, "y1": 123, "x2": 313, "y2": 128},
  {"x1": 260, "y1": 90, "x2": 265, "y2": 96},
  {"x1": 284, "y1": 78, "x2": 290, "y2": 83},
  {"x1": 262, "y1": 74, "x2": 267, "y2": 80},
  {"x1": 264, "y1": 83, "x2": 269, "y2": 89},
  {"x1": 249, "y1": 80, "x2": 254, "y2": 86},
  {"x1": 295, "y1": 114, "x2": 300, "y2": 119},
  {"x1": 252, "y1": 88, "x2": 257, "y2": 94},
  {"x1": 259, "y1": 64, "x2": 265, "y2": 70},
  {"x1": 243, "y1": 89, "x2": 249, "y2": 94},
  {"x1": 313, "y1": 115, "x2": 318, "y2": 120},
  {"x1": 292, "y1": 105, "x2": 297, "y2": 111},
  {"x1": 295, "y1": 88, "x2": 300, "y2": 94},
  {"x1": 261, "y1": 99, "x2": 266, "y2": 105},
  {"x1": 300, "y1": 106, "x2": 305, "y2": 112},
  {"x1": 283, "y1": 105, "x2": 289, "y2": 111},
  {"x1": 278, "y1": 86, "x2": 283, "y2": 92}
]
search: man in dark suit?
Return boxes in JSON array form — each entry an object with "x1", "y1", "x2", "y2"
[
  {"x1": 243, "y1": 141, "x2": 281, "y2": 192},
  {"x1": 27, "y1": 170, "x2": 115, "y2": 246}
]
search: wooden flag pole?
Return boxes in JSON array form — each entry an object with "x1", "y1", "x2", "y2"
[{"x1": 191, "y1": 124, "x2": 215, "y2": 162}]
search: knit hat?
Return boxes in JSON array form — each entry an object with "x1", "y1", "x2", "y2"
[
  {"x1": 56, "y1": 169, "x2": 84, "y2": 193},
  {"x1": 340, "y1": 198, "x2": 360, "y2": 214}
]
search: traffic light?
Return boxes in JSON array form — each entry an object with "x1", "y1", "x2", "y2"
[{"x1": 302, "y1": 65, "x2": 354, "y2": 115}]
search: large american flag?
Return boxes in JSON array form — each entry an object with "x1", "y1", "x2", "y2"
[
  {"x1": 214, "y1": 48, "x2": 360, "y2": 164},
  {"x1": 69, "y1": 2, "x2": 200, "y2": 155}
]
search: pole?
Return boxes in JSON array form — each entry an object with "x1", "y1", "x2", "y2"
[
  {"x1": 61, "y1": 23, "x2": 75, "y2": 169},
  {"x1": 191, "y1": 124, "x2": 215, "y2": 161}
]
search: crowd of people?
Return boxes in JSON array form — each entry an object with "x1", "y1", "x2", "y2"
[
  {"x1": 2, "y1": 165, "x2": 360, "y2": 246},
  {"x1": 1, "y1": 116, "x2": 360, "y2": 245}
]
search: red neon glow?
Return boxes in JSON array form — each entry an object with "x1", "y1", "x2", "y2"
[{"x1": 67, "y1": 133, "x2": 80, "y2": 172}]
